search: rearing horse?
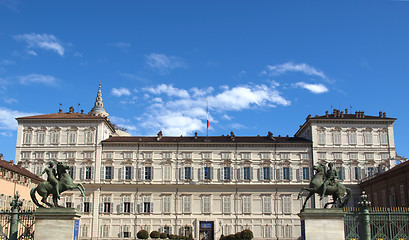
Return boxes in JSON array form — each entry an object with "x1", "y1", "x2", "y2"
[
  {"x1": 297, "y1": 164, "x2": 351, "y2": 212},
  {"x1": 31, "y1": 162, "x2": 85, "y2": 208}
]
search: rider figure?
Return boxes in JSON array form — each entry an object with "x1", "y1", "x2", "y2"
[
  {"x1": 39, "y1": 160, "x2": 60, "y2": 198},
  {"x1": 321, "y1": 162, "x2": 337, "y2": 200}
]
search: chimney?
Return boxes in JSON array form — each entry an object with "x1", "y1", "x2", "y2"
[
  {"x1": 267, "y1": 131, "x2": 274, "y2": 140},
  {"x1": 325, "y1": 111, "x2": 329, "y2": 118},
  {"x1": 0, "y1": 153, "x2": 3, "y2": 161},
  {"x1": 341, "y1": 111, "x2": 344, "y2": 118},
  {"x1": 306, "y1": 114, "x2": 311, "y2": 120},
  {"x1": 379, "y1": 111, "x2": 383, "y2": 118},
  {"x1": 230, "y1": 131, "x2": 235, "y2": 141},
  {"x1": 355, "y1": 111, "x2": 359, "y2": 118},
  {"x1": 69, "y1": 106, "x2": 74, "y2": 113},
  {"x1": 81, "y1": 109, "x2": 84, "y2": 114},
  {"x1": 194, "y1": 132, "x2": 198, "y2": 140},
  {"x1": 345, "y1": 109, "x2": 348, "y2": 114},
  {"x1": 156, "y1": 131, "x2": 163, "y2": 141},
  {"x1": 362, "y1": 111, "x2": 365, "y2": 118},
  {"x1": 59, "y1": 108, "x2": 63, "y2": 113},
  {"x1": 383, "y1": 112, "x2": 386, "y2": 118}
]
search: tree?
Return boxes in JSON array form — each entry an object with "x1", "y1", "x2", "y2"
[
  {"x1": 160, "y1": 233, "x2": 168, "y2": 239},
  {"x1": 240, "y1": 229, "x2": 253, "y2": 240},
  {"x1": 150, "y1": 231, "x2": 160, "y2": 239},
  {"x1": 137, "y1": 230, "x2": 149, "y2": 239}
]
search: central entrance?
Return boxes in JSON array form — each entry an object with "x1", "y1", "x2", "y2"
[{"x1": 199, "y1": 221, "x2": 214, "y2": 240}]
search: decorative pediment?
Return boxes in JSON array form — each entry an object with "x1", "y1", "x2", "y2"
[
  {"x1": 37, "y1": 126, "x2": 47, "y2": 131},
  {"x1": 23, "y1": 127, "x2": 33, "y2": 132},
  {"x1": 143, "y1": 159, "x2": 153, "y2": 165},
  {"x1": 162, "y1": 159, "x2": 173, "y2": 165},
  {"x1": 332, "y1": 126, "x2": 342, "y2": 131},
  {"x1": 241, "y1": 160, "x2": 252, "y2": 165},
  {"x1": 262, "y1": 160, "x2": 272, "y2": 165},
  {"x1": 183, "y1": 159, "x2": 193, "y2": 165},
  {"x1": 301, "y1": 160, "x2": 310, "y2": 165},
  {"x1": 335, "y1": 159, "x2": 344, "y2": 165},
  {"x1": 280, "y1": 160, "x2": 291, "y2": 166},
  {"x1": 350, "y1": 159, "x2": 359, "y2": 165},
  {"x1": 222, "y1": 159, "x2": 232, "y2": 165},
  {"x1": 316, "y1": 127, "x2": 326, "y2": 131},
  {"x1": 202, "y1": 159, "x2": 212, "y2": 165},
  {"x1": 364, "y1": 127, "x2": 373, "y2": 132},
  {"x1": 84, "y1": 127, "x2": 95, "y2": 132},
  {"x1": 365, "y1": 159, "x2": 375, "y2": 165},
  {"x1": 122, "y1": 159, "x2": 133, "y2": 165},
  {"x1": 50, "y1": 126, "x2": 61, "y2": 131},
  {"x1": 68, "y1": 126, "x2": 78, "y2": 131},
  {"x1": 348, "y1": 127, "x2": 357, "y2": 132},
  {"x1": 66, "y1": 159, "x2": 76, "y2": 165},
  {"x1": 318, "y1": 159, "x2": 328, "y2": 165}
]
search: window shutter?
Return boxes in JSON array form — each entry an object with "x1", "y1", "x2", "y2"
[
  {"x1": 117, "y1": 204, "x2": 121, "y2": 213},
  {"x1": 239, "y1": 167, "x2": 244, "y2": 180},
  {"x1": 138, "y1": 168, "x2": 142, "y2": 181},
  {"x1": 130, "y1": 203, "x2": 134, "y2": 213},
  {"x1": 198, "y1": 168, "x2": 202, "y2": 181},
  {"x1": 289, "y1": 167, "x2": 293, "y2": 180},
  {"x1": 80, "y1": 202, "x2": 84, "y2": 212},
  {"x1": 138, "y1": 203, "x2": 142, "y2": 213},
  {"x1": 237, "y1": 168, "x2": 241, "y2": 180},
  {"x1": 150, "y1": 202, "x2": 154, "y2": 213},
  {"x1": 170, "y1": 227, "x2": 172, "y2": 235},
  {"x1": 151, "y1": 167, "x2": 154, "y2": 180},
  {"x1": 191, "y1": 167, "x2": 194, "y2": 180},
  {"x1": 230, "y1": 167, "x2": 234, "y2": 180},
  {"x1": 72, "y1": 166, "x2": 76, "y2": 180},
  {"x1": 258, "y1": 167, "x2": 262, "y2": 181},
  {"x1": 110, "y1": 202, "x2": 113, "y2": 213},
  {"x1": 218, "y1": 167, "x2": 222, "y2": 181},
  {"x1": 80, "y1": 167, "x2": 84, "y2": 180},
  {"x1": 269, "y1": 167, "x2": 274, "y2": 180},
  {"x1": 250, "y1": 167, "x2": 253, "y2": 180},
  {"x1": 111, "y1": 167, "x2": 115, "y2": 179},
  {"x1": 99, "y1": 203, "x2": 103, "y2": 213},
  {"x1": 296, "y1": 169, "x2": 300, "y2": 181},
  {"x1": 277, "y1": 168, "x2": 282, "y2": 180},
  {"x1": 90, "y1": 203, "x2": 93, "y2": 212},
  {"x1": 358, "y1": 167, "x2": 362, "y2": 179},
  {"x1": 131, "y1": 167, "x2": 135, "y2": 180},
  {"x1": 119, "y1": 167, "x2": 123, "y2": 180},
  {"x1": 91, "y1": 166, "x2": 94, "y2": 179},
  {"x1": 101, "y1": 166, "x2": 105, "y2": 180},
  {"x1": 210, "y1": 167, "x2": 214, "y2": 180},
  {"x1": 141, "y1": 166, "x2": 146, "y2": 180},
  {"x1": 179, "y1": 167, "x2": 183, "y2": 180}
]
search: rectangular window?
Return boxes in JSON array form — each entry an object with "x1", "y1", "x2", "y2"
[
  {"x1": 281, "y1": 153, "x2": 290, "y2": 160},
  {"x1": 65, "y1": 195, "x2": 72, "y2": 208},
  {"x1": 243, "y1": 167, "x2": 251, "y2": 180},
  {"x1": 354, "y1": 167, "x2": 361, "y2": 180},
  {"x1": 85, "y1": 132, "x2": 93, "y2": 144},
  {"x1": 242, "y1": 195, "x2": 251, "y2": 213},
  {"x1": 202, "y1": 195, "x2": 211, "y2": 213},
  {"x1": 348, "y1": 132, "x2": 357, "y2": 145},
  {"x1": 336, "y1": 167, "x2": 345, "y2": 180},
  {"x1": 264, "y1": 226, "x2": 272, "y2": 238},
  {"x1": 364, "y1": 132, "x2": 373, "y2": 145},
  {"x1": 302, "y1": 167, "x2": 310, "y2": 180},
  {"x1": 83, "y1": 196, "x2": 91, "y2": 213},
  {"x1": 102, "y1": 196, "x2": 112, "y2": 213},
  {"x1": 163, "y1": 165, "x2": 171, "y2": 181},
  {"x1": 202, "y1": 152, "x2": 211, "y2": 159},
  {"x1": 143, "y1": 152, "x2": 152, "y2": 159},
  {"x1": 121, "y1": 226, "x2": 130, "y2": 238},
  {"x1": 125, "y1": 166, "x2": 132, "y2": 180},
  {"x1": 69, "y1": 166, "x2": 75, "y2": 179},
  {"x1": 143, "y1": 196, "x2": 152, "y2": 213},
  {"x1": 380, "y1": 132, "x2": 388, "y2": 145},
  {"x1": 333, "y1": 152, "x2": 342, "y2": 160},
  {"x1": 85, "y1": 166, "x2": 92, "y2": 180},
  {"x1": 300, "y1": 153, "x2": 309, "y2": 160},
  {"x1": 263, "y1": 167, "x2": 271, "y2": 180},
  {"x1": 49, "y1": 152, "x2": 58, "y2": 159},
  {"x1": 21, "y1": 152, "x2": 30, "y2": 159},
  {"x1": 242, "y1": 153, "x2": 251, "y2": 160},
  {"x1": 222, "y1": 196, "x2": 231, "y2": 213},
  {"x1": 144, "y1": 167, "x2": 152, "y2": 180},
  {"x1": 124, "y1": 152, "x2": 133, "y2": 159},
  {"x1": 122, "y1": 196, "x2": 131, "y2": 213},
  {"x1": 23, "y1": 132, "x2": 32, "y2": 144},
  {"x1": 333, "y1": 132, "x2": 341, "y2": 145},
  {"x1": 284, "y1": 225, "x2": 292, "y2": 238},
  {"x1": 103, "y1": 152, "x2": 112, "y2": 159},
  {"x1": 105, "y1": 166, "x2": 112, "y2": 180},
  {"x1": 318, "y1": 152, "x2": 326, "y2": 160},
  {"x1": 263, "y1": 196, "x2": 272, "y2": 214},
  {"x1": 163, "y1": 152, "x2": 172, "y2": 159},
  {"x1": 67, "y1": 152, "x2": 75, "y2": 159},
  {"x1": 261, "y1": 153, "x2": 270, "y2": 160},
  {"x1": 84, "y1": 152, "x2": 93, "y2": 159},
  {"x1": 163, "y1": 195, "x2": 171, "y2": 213},
  {"x1": 38, "y1": 132, "x2": 45, "y2": 144},
  {"x1": 68, "y1": 132, "x2": 76, "y2": 144},
  {"x1": 221, "y1": 152, "x2": 231, "y2": 159},
  {"x1": 282, "y1": 195, "x2": 292, "y2": 213},
  {"x1": 183, "y1": 152, "x2": 192, "y2": 159},
  {"x1": 182, "y1": 196, "x2": 191, "y2": 213},
  {"x1": 50, "y1": 132, "x2": 59, "y2": 144},
  {"x1": 366, "y1": 167, "x2": 374, "y2": 177},
  {"x1": 35, "y1": 152, "x2": 44, "y2": 159},
  {"x1": 223, "y1": 167, "x2": 231, "y2": 180},
  {"x1": 184, "y1": 167, "x2": 192, "y2": 180},
  {"x1": 365, "y1": 153, "x2": 374, "y2": 160},
  {"x1": 318, "y1": 132, "x2": 326, "y2": 144},
  {"x1": 350, "y1": 153, "x2": 358, "y2": 160},
  {"x1": 101, "y1": 225, "x2": 109, "y2": 237},
  {"x1": 203, "y1": 166, "x2": 212, "y2": 180},
  {"x1": 381, "y1": 153, "x2": 389, "y2": 160},
  {"x1": 81, "y1": 225, "x2": 88, "y2": 238},
  {"x1": 283, "y1": 167, "x2": 291, "y2": 180}
]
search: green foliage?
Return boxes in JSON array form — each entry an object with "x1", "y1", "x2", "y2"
[
  {"x1": 150, "y1": 231, "x2": 161, "y2": 239},
  {"x1": 160, "y1": 233, "x2": 168, "y2": 239},
  {"x1": 137, "y1": 230, "x2": 149, "y2": 239},
  {"x1": 169, "y1": 234, "x2": 177, "y2": 239}
]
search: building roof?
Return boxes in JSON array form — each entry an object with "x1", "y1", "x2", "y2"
[
  {"x1": 0, "y1": 159, "x2": 43, "y2": 183},
  {"x1": 102, "y1": 134, "x2": 311, "y2": 144},
  {"x1": 16, "y1": 112, "x2": 106, "y2": 120},
  {"x1": 360, "y1": 160, "x2": 409, "y2": 186},
  {"x1": 296, "y1": 109, "x2": 396, "y2": 136}
]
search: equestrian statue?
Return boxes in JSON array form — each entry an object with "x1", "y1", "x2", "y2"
[
  {"x1": 30, "y1": 160, "x2": 85, "y2": 208},
  {"x1": 297, "y1": 163, "x2": 351, "y2": 212}
]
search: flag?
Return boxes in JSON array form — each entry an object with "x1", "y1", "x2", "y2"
[{"x1": 206, "y1": 98, "x2": 209, "y2": 129}]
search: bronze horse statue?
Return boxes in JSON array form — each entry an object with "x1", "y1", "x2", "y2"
[
  {"x1": 31, "y1": 162, "x2": 85, "y2": 208},
  {"x1": 297, "y1": 164, "x2": 351, "y2": 211}
]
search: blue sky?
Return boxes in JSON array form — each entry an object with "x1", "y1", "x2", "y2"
[{"x1": 0, "y1": 1, "x2": 408, "y2": 160}]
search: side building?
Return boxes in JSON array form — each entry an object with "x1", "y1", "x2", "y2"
[{"x1": 14, "y1": 85, "x2": 398, "y2": 240}]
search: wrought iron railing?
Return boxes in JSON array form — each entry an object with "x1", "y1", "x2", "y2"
[{"x1": 344, "y1": 195, "x2": 409, "y2": 240}]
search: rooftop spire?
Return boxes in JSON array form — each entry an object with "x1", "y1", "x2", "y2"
[{"x1": 89, "y1": 83, "x2": 109, "y2": 118}]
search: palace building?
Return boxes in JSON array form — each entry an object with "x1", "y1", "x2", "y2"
[{"x1": 15, "y1": 85, "x2": 398, "y2": 240}]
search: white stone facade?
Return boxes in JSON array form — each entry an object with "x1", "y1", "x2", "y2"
[{"x1": 14, "y1": 89, "x2": 397, "y2": 240}]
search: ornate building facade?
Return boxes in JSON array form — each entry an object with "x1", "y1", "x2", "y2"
[{"x1": 14, "y1": 85, "x2": 397, "y2": 240}]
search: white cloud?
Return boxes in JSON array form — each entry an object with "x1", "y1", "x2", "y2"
[
  {"x1": 145, "y1": 53, "x2": 186, "y2": 73},
  {"x1": 144, "y1": 84, "x2": 189, "y2": 98},
  {"x1": 0, "y1": 59, "x2": 15, "y2": 65},
  {"x1": 4, "y1": 98, "x2": 17, "y2": 104},
  {"x1": 107, "y1": 42, "x2": 131, "y2": 51},
  {"x1": 294, "y1": 82, "x2": 329, "y2": 94},
  {"x1": 111, "y1": 87, "x2": 131, "y2": 97},
  {"x1": 109, "y1": 116, "x2": 137, "y2": 132},
  {"x1": 18, "y1": 74, "x2": 57, "y2": 86},
  {"x1": 265, "y1": 62, "x2": 327, "y2": 79},
  {"x1": 14, "y1": 33, "x2": 64, "y2": 56},
  {"x1": 0, "y1": 107, "x2": 40, "y2": 130}
]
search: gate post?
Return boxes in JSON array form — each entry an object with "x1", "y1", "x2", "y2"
[
  {"x1": 358, "y1": 191, "x2": 371, "y2": 240},
  {"x1": 8, "y1": 192, "x2": 22, "y2": 240}
]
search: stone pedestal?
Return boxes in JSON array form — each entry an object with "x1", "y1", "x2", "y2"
[
  {"x1": 298, "y1": 208, "x2": 345, "y2": 240},
  {"x1": 34, "y1": 208, "x2": 81, "y2": 240}
]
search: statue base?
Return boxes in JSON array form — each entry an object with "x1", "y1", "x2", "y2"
[
  {"x1": 34, "y1": 208, "x2": 81, "y2": 240},
  {"x1": 298, "y1": 208, "x2": 345, "y2": 240}
]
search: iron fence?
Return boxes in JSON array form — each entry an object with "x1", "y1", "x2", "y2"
[{"x1": 0, "y1": 211, "x2": 35, "y2": 240}]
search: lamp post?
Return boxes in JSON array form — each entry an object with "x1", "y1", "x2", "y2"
[{"x1": 9, "y1": 191, "x2": 22, "y2": 240}]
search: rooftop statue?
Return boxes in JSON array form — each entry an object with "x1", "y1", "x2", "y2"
[
  {"x1": 31, "y1": 161, "x2": 85, "y2": 208},
  {"x1": 298, "y1": 163, "x2": 351, "y2": 212}
]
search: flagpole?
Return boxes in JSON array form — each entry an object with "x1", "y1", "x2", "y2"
[{"x1": 206, "y1": 98, "x2": 209, "y2": 137}]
